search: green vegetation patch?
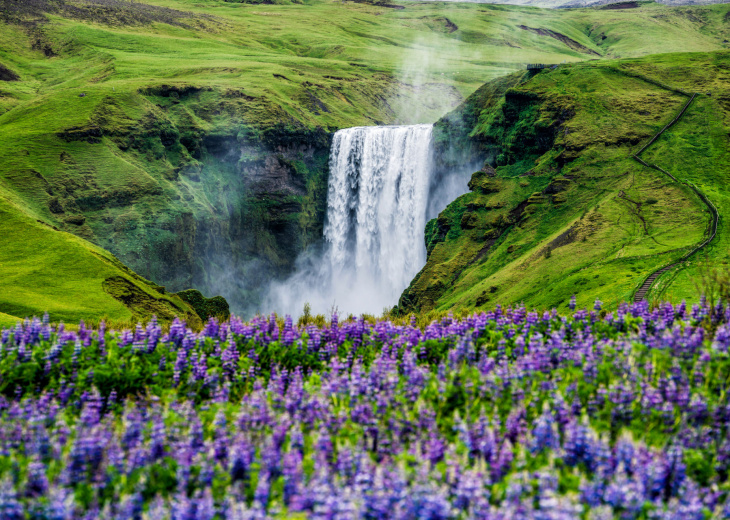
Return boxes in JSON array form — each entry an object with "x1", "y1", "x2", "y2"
[
  {"x1": 399, "y1": 51, "x2": 730, "y2": 316},
  {"x1": 176, "y1": 288, "x2": 231, "y2": 321}
]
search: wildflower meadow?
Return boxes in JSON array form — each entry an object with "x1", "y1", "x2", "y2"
[{"x1": 2, "y1": 299, "x2": 730, "y2": 519}]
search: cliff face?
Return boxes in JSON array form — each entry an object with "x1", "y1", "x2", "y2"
[{"x1": 49, "y1": 87, "x2": 333, "y2": 314}]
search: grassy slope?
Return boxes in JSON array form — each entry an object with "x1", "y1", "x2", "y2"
[
  {"x1": 0, "y1": 0, "x2": 728, "y2": 319},
  {"x1": 637, "y1": 53, "x2": 730, "y2": 302},
  {"x1": 399, "y1": 50, "x2": 730, "y2": 315},
  {"x1": 0, "y1": 312, "x2": 19, "y2": 329},
  {"x1": 3, "y1": 0, "x2": 724, "y2": 129},
  {"x1": 0, "y1": 188, "x2": 201, "y2": 325}
]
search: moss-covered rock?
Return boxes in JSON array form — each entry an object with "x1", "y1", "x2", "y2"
[
  {"x1": 102, "y1": 276, "x2": 202, "y2": 327},
  {"x1": 175, "y1": 289, "x2": 230, "y2": 322}
]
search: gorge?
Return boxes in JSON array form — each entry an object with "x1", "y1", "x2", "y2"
[{"x1": 0, "y1": 0, "x2": 729, "y2": 325}]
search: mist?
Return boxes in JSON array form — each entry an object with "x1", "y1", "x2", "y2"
[{"x1": 264, "y1": 125, "x2": 435, "y2": 317}]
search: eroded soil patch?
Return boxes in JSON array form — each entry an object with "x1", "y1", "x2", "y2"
[{"x1": 518, "y1": 25, "x2": 600, "y2": 56}]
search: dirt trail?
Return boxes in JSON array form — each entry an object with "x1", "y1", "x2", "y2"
[{"x1": 630, "y1": 93, "x2": 720, "y2": 302}]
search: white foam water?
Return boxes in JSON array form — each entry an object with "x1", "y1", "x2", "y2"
[{"x1": 266, "y1": 124, "x2": 434, "y2": 316}]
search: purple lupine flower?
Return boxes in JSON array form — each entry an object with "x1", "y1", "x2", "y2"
[
  {"x1": 41, "y1": 487, "x2": 73, "y2": 520},
  {"x1": 530, "y1": 406, "x2": 558, "y2": 454},
  {"x1": 230, "y1": 437, "x2": 254, "y2": 483},
  {"x1": 222, "y1": 336, "x2": 240, "y2": 381},
  {"x1": 145, "y1": 316, "x2": 161, "y2": 354},
  {"x1": 254, "y1": 471, "x2": 270, "y2": 509},
  {"x1": 149, "y1": 415, "x2": 166, "y2": 461},
  {"x1": 203, "y1": 317, "x2": 219, "y2": 339},
  {"x1": 118, "y1": 491, "x2": 144, "y2": 520},
  {"x1": 0, "y1": 303, "x2": 728, "y2": 516},
  {"x1": 713, "y1": 324, "x2": 730, "y2": 353},
  {"x1": 25, "y1": 461, "x2": 48, "y2": 497},
  {"x1": 491, "y1": 440, "x2": 513, "y2": 481}
]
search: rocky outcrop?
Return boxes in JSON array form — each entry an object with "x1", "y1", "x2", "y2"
[
  {"x1": 176, "y1": 289, "x2": 230, "y2": 321},
  {"x1": 102, "y1": 275, "x2": 200, "y2": 325}
]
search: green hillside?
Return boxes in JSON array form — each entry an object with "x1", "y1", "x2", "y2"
[
  {"x1": 0, "y1": 311, "x2": 19, "y2": 328},
  {"x1": 0, "y1": 0, "x2": 729, "y2": 319},
  {"x1": 398, "y1": 50, "x2": 730, "y2": 315},
  {"x1": 0, "y1": 189, "x2": 202, "y2": 326}
]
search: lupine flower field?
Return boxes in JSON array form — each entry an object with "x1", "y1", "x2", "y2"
[{"x1": 3, "y1": 299, "x2": 730, "y2": 519}]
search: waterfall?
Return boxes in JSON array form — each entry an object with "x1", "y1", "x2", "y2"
[
  {"x1": 325, "y1": 124, "x2": 434, "y2": 310},
  {"x1": 266, "y1": 124, "x2": 435, "y2": 316}
]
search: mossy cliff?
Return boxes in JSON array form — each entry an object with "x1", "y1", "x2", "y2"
[
  {"x1": 399, "y1": 51, "x2": 730, "y2": 314},
  {"x1": 57, "y1": 86, "x2": 334, "y2": 313}
]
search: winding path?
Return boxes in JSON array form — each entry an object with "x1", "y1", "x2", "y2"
[{"x1": 631, "y1": 93, "x2": 720, "y2": 302}]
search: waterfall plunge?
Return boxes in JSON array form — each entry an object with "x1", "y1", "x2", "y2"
[
  {"x1": 326, "y1": 124, "x2": 434, "y2": 309},
  {"x1": 266, "y1": 124, "x2": 435, "y2": 316}
]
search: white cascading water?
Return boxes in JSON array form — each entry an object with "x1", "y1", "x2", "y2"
[{"x1": 266, "y1": 124, "x2": 434, "y2": 316}]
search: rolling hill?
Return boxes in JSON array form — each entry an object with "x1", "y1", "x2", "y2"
[
  {"x1": 0, "y1": 0, "x2": 729, "y2": 321},
  {"x1": 398, "y1": 50, "x2": 730, "y2": 315}
]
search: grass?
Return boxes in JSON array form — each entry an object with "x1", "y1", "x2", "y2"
[
  {"x1": 0, "y1": 188, "x2": 201, "y2": 325},
  {"x1": 400, "y1": 50, "x2": 730, "y2": 314},
  {"x1": 0, "y1": 311, "x2": 19, "y2": 328},
  {"x1": 638, "y1": 65, "x2": 730, "y2": 302},
  {"x1": 0, "y1": 0, "x2": 729, "y2": 319}
]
